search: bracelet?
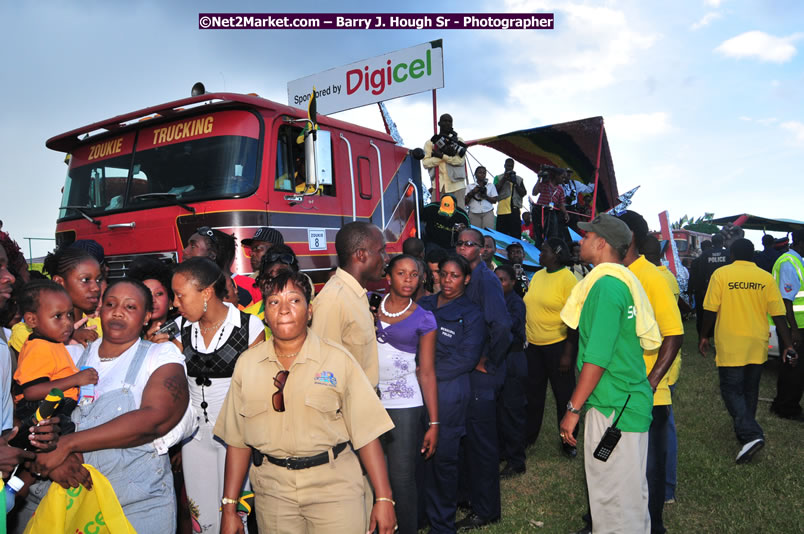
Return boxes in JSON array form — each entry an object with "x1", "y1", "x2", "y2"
[
  {"x1": 221, "y1": 497, "x2": 238, "y2": 506},
  {"x1": 428, "y1": 421, "x2": 440, "y2": 426},
  {"x1": 375, "y1": 497, "x2": 396, "y2": 506}
]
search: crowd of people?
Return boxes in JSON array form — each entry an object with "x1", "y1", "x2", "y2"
[{"x1": 0, "y1": 158, "x2": 801, "y2": 534}]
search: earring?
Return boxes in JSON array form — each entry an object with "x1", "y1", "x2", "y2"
[{"x1": 203, "y1": 299, "x2": 208, "y2": 313}]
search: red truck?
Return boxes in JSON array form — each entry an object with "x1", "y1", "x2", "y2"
[{"x1": 49, "y1": 89, "x2": 423, "y2": 287}]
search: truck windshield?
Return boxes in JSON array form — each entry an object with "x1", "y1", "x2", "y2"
[{"x1": 59, "y1": 110, "x2": 260, "y2": 219}]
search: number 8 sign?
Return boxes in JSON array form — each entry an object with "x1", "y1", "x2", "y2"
[{"x1": 308, "y1": 228, "x2": 327, "y2": 251}]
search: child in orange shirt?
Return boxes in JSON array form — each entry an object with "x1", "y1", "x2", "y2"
[{"x1": 13, "y1": 281, "x2": 98, "y2": 428}]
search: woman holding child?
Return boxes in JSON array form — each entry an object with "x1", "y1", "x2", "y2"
[{"x1": 19, "y1": 278, "x2": 189, "y2": 533}]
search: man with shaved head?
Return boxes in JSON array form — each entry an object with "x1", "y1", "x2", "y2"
[{"x1": 313, "y1": 221, "x2": 388, "y2": 386}]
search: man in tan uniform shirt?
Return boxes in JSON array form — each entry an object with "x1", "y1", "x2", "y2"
[{"x1": 312, "y1": 222, "x2": 388, "y2": 387}]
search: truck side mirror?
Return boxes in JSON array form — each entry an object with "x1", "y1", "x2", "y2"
[{"x1": 304, "y1": 129, "x2": 333, "y2": 191}]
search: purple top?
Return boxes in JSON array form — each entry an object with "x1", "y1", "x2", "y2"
[
  {"x1": 376, "y1": 305, "x2": 437, "y2": 353},
  {"x1": 376, "y1": 305, "x2": 437, "y2": 408}
]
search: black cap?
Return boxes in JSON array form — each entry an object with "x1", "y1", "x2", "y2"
[{"x1": 242, "y1": 227, "x2": 284, "y2": 247}]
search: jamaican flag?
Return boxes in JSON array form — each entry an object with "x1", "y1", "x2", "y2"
[
  {"x1": 296, "y1": 86, "x2": 319, "y2": 144},
  {"x1": 466, "y1": 116, "x2": 620, "y2": 215}
]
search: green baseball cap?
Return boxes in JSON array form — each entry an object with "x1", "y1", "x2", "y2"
[{"x1": 578, "y1": 214, "x2": 633, "y2": 251}]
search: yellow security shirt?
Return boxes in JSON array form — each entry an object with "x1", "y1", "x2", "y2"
[
  {"x1": 657, "y1": 265, "x2": 682, "y2": 386},
  {"x1": 523, "y1": 267, "x2": 578, "y2": 345},
  {"x1": 657, "y1": 266, "x2": 680, "y2": 299},
  {"x1": 628, "y1": 256, "x2": 684, "y2": 405},
  {"x1": 703, "y1": 260, "x2": 785, "y2": 367}
]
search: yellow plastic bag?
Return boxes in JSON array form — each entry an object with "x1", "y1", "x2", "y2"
[{"x1": 23, "y1": 464, "x2": 136, "y2": 534}]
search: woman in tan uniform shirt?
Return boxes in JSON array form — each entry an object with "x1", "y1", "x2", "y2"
[{"x1": 215, "y1": 271, "x2": 397, "y2": 534}]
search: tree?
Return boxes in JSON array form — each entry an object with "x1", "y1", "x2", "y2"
[{"x1": 671, "y1": 213, "x2": 719, "y2": 234}]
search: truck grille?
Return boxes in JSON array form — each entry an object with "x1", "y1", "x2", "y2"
[{"x1": 105, "y1": 252, "x2": 178, "y2": 279}]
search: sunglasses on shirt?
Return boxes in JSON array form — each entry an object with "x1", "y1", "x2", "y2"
[{"x1": 272, "y1": 370, "x2": 290, "y2": 412}]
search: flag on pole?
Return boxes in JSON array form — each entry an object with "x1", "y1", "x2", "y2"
[
  {"x1": 605, "y1": 185, "x2": 640, "y2": 215},
  {"x1": 296, "y1": 86, "x2": 319, "y2": 144}
]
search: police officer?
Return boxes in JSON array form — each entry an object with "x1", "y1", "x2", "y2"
[
  {"x1": 771, "y1": 229, "x2": 804, "y2": 419},
  {"x1": 216, "y1": 271, "x2": 397, "y2": 534},
  {"x1": 418, "y1": 255, "x2": 486, "y2": 533},
  {"x1": 454, "y1": 228, "x2": 512, "y2": 529},
  {"x1": 691, "y1": 234, "x2": 728, "y2": 337}
]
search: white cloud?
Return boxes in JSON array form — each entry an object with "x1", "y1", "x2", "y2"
[
  {"x1": 757, "y1": 117, "x2": 778, "y2": 126},
  {"x1": 605, "y1": 112, "x2": 673, "y2": 140},
  {"x1": 739, "y1": 116, "x2": 752, "y2": 122},
  {"x1": 704, "y1": 0, "x2": 725, "y2": 7},
  {"x1": 690, "y1": 11, "x2": 721, "y2": 30},
  {"x1": 715, "y1": 31, "x2": 803, "y2": 63},
  {"x1": 780, "y1": 121, "x2": 804, "y2": 145},
  {"x1": 499, "y1": 1, "x2": 658, "y2": 108}
]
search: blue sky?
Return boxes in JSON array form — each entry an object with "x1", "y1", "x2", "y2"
[{"x1": 1, "y1": 0, "x2": 802, "y2": 258}]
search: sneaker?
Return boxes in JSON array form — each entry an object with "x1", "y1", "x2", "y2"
[
  {"x1": 664, "y1": 498, "x2": 676, "y2": 504},
  {"x1": 735, "y1": 438, "x2": 764, "y2": 464}
]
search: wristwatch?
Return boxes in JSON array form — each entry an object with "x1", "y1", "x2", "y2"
[
  {"x1": 566, "y1": 401, "x2": 582, "y2": 414},
  {"x1": 221, "y1": 497, "x2": 238, "y2": 506}
]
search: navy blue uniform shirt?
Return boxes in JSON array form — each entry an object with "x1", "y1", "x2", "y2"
[
  {"x1": 503, "y1": 290, "x2": 526, "y2": 352},
  {"x1": 464, "y1": 261, "x2": 513, "y2": 371},
  {"x1": 419, "y1": 293, "x2": 485, "y2": 381}
]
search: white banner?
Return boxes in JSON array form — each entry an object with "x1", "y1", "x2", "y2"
[{"x1": 287, "y1": 40, "x2": 444, "y2": 115}]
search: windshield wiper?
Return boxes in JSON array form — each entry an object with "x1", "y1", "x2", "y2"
[
  {"x1": 60, "y1": 206, "x2": 101, "y2": 227},
  {"x1": 132, "y1": 193, "x2": 196, "y2": 214}
]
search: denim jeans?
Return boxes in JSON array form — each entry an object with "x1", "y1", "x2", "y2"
[
  {"x1": 718, "y1": 364, "x2": 764, "y2": 444},
  {"x1": 647, "y1": 405, "x2": 670, "y2": 534},
  {"x1": 665, "y1": 385, "x2": 678, "y2": 501},
  {"x1": 382, "y1": 406, "x2": 424, "y2": 534}
]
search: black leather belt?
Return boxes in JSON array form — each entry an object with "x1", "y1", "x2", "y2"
[{"x1": 255, "y1": 442, "x2": 349, "y2": 470}]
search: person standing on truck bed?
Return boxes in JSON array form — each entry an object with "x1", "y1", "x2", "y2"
[{"x1": 423, "y1": 114, "x2": 468, "y2": 210}]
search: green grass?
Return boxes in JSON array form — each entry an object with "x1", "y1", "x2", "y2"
[{"x1": 434, "y1": 320, "x2": 804, "y2": 533}]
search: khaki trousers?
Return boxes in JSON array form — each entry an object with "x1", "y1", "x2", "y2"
[
  {"x1": 584, "y1": 408, "x2": 650, "y2": 534},
  {"x1": 469, "y1": 210, "x2": 495, "y2": 230},
  {"x1": 250, "y1": 448, "x2": 367, "y2": 533}
]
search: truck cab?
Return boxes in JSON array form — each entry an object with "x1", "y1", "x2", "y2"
[{"x1": 50, "y1": 91, "x2": 423, "y2": 287}]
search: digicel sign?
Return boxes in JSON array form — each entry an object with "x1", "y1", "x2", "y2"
[
  {"x1": 287, "y1": 40, "x2": 444, "y2": 115},
  {"x1": 346, "y1": 49, "x2": 434, "y2": 96}
]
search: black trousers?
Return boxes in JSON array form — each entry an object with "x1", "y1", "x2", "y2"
[
  {"x1": 497, "y1": 351, "x2": 528, "y2": 470},
  {"x1": 772, "y1": 330, "x2": 804, "y2": 417},
  {"x1": 496, "y1": 208, "x2": 521, "y2": 239},
  {"x1": 525, "y1": 340, "x2": 578, "y2": 446}
]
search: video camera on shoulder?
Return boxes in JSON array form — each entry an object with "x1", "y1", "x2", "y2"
[{"x1": 431, "y1": 132, "x2": 468, "y2": 158}]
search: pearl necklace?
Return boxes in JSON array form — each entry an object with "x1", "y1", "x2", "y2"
[{"x1": 380, "y1": 295, "x2": 412, "y2": 318}]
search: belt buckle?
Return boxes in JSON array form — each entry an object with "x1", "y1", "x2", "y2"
[{"x1": 283, "y1": 457, "x2": 293, "y2": 469}]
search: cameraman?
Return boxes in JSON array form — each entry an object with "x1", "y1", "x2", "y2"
[
  {"x1": 466, "y1": 167, "x2": 499, "y2": 229},
  {"x1": 532, "y1": 167, "x2": 570, "y2": 247},
  {"x1": 494, "y1": 159, "x2": 527, "y2": 239},
  {"x1": 423, "y1": 114, "x2": 468, "y2": 209}
]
